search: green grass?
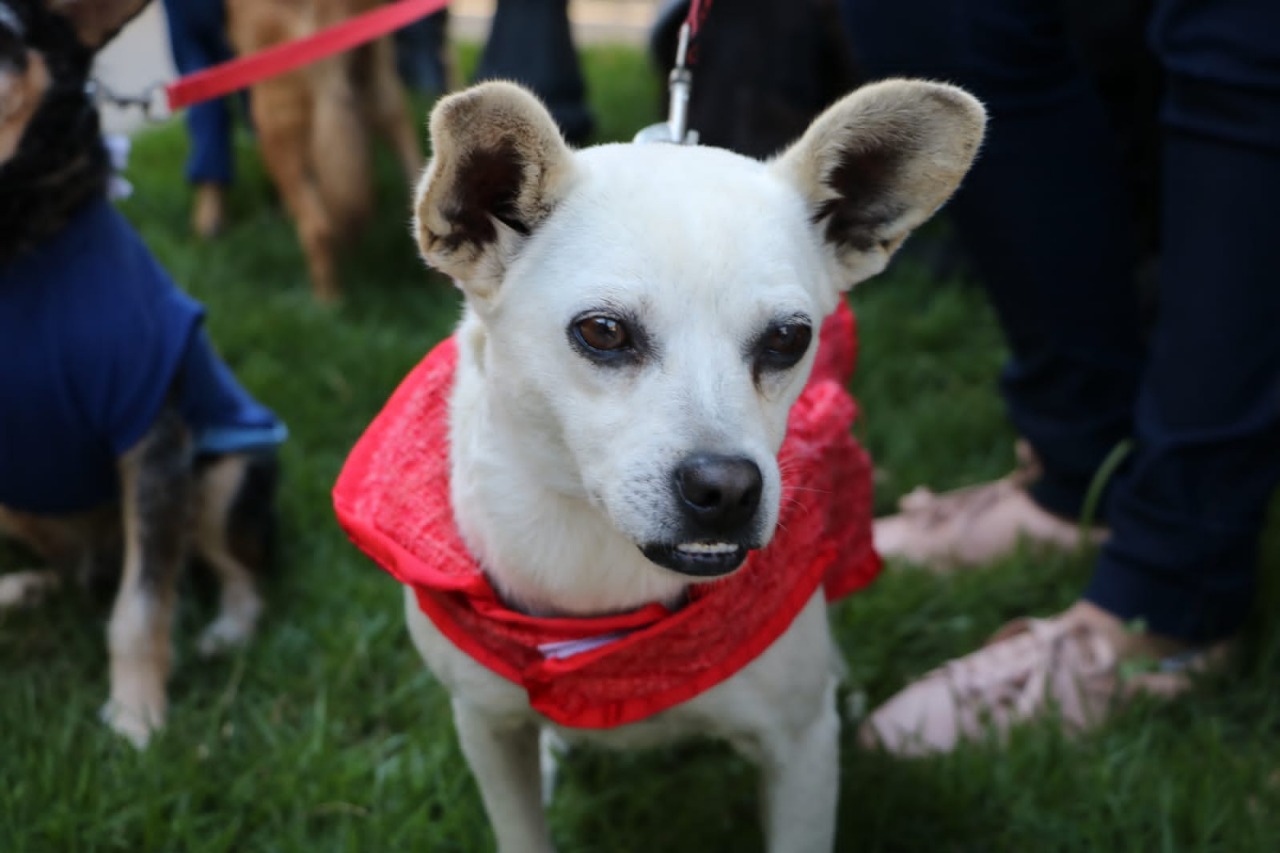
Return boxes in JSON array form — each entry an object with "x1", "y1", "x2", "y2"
[{"x1": 3, "y1": 43, "x2": 1280, "y2": 851}]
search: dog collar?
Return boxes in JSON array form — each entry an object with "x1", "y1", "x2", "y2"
[{"x1": 334, "y1": 303, "x2": 881, "y2": 729}]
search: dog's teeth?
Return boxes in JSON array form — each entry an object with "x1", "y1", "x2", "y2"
[{"x1": 676, "y1": 542, "x2": 738, "y2": 555}]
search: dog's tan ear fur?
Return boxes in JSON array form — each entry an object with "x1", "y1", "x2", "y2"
[
  {"x1": 772, "y1": 79, "x2": 986, "y2": 289},
  {"x1": 46, "y1": 0, "x2": 152, "y2": 50},
  {"x1": 413, "y1": 81, "x2": 576, "y2": 299}
]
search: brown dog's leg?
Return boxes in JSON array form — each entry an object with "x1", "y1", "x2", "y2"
[
  {"x1": 366, "y1": 38, "x2": 425, "y2": 182},
  {"x1": 193, "y1": 454, "x2": 270, "y2": 656},
  {"x1": 311, "y1": 54, "x2": 375, "y2": 235},
  {"x1": 0, "y1": 570, "x2": 61, "y2": 608},
  {"x1": 0, "y1": 507, "x2": 61, "y2": 608},
  {"x1": 250, "y1": 77, "x2": 342, "y2": 301},
  {"x1": 103, "y1": 400, "x2": 191, "y2": 748},
  {"x1": 0, "y1": 505, "x2": 117, "y2": 602}
]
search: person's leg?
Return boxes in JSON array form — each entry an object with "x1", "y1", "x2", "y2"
[
  {"x1": 395, "y1": 10, "x2": 451, "y2": 94},
  {"x1": 1083, "y1": 0, "x2": 1280, "y2": 645},
  {"x1": 475, "y1": 0, "x2": 594, "y2": 145},
  {"x1": 161, "y1": 0, "x2": 234, "y2": 187},
  {"x1": 860, "y1": 0, "x2": 1280, "y2": 755},
  {"x1": 843, "y1": 0, "x2": 1146, "y2": 523},
  {"x1": 161, "y1": 0, "x2": 234, "y2": 237}
]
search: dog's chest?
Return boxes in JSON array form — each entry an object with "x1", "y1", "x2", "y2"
[{"x1": 407, "y1": 586, "x2": 839, "y2": 754}]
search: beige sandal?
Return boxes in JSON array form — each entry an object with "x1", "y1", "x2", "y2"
[
  {"x1": 874, "y1": 442, "x2": 1107, "y2": 571},
  {"x1": 858, "y1": 608, "x2": 1227, "y2": 757}
]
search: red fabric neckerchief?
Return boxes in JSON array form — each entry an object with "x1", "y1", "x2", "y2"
[{"x1": 333, "y1": 302, "x2": 881, "y2": 729}]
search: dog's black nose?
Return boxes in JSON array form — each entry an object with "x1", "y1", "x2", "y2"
[{"x1": 675, "y1": 454, "x2": 763, "y2": 534}]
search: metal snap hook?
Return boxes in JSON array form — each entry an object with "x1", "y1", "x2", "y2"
[{"x1": 633, "y1": 22, "x2": 699, "y2": 146}]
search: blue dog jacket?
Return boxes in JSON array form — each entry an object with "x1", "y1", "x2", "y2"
[{"x1": 0, "y1": 195, "x2": 286, "y2": 514}]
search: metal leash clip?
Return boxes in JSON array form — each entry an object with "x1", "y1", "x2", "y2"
[
  {"x1": 85, "y1": 79, "x2": 172, "y2": 123},
  {"x1": 633, "y1": 21, "x2": 699, "y2": 146}
]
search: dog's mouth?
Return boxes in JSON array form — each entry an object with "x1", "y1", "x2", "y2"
[{"x1": 640, "y1": 541, "x2": 751, "y2": 578}]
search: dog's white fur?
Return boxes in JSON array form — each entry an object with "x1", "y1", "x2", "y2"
[{"x1": 406, "y1": 80, "x2": 985, "y2": 852}]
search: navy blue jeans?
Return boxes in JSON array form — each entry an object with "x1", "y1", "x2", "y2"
[
  {"x1": 841, "y1": 0, "x2": 1280, "y2": 643},
  {"x1": 161, "y1": 0, "x2": 234, "y2": 185},
  {"x1": 474, "y1": 0, "x2": 594, "y2": 145}
]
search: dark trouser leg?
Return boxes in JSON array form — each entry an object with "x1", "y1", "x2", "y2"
[
  {"x1": 475, "y1": 0, "x2": 594, "y2": 145},
  {"x1": 1084, "y1": 0, "x2": 1280, "y2": 644},
  {"x1": 161, "y1": 0, "x2": 234, "y2": 185},
  {"x1": 840, "y1": 0, "x2": 1146, "y2": 519},
  {"x1": 395, "y1": 11, "x2": 450, "y2": 93}
]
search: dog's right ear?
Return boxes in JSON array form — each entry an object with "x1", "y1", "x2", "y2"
[
  {"x1": 413, "y1": 81, "x2": 577, "y2": 301},
  {"x1": 46, "y1": 0, "x2": 151, "y2": 51}
]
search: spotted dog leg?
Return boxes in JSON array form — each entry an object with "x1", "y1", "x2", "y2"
[{"x1": 102, "y1": 400, "x2": 192, "y2": 748}]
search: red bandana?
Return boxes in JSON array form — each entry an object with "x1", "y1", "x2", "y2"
[{"x1": 333, "y1": 303, "x2": 881, "y2": 729}]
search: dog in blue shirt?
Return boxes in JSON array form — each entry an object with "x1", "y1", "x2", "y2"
[{"x1": 0, "y1": 0, "x2": 284, "y2": 747}]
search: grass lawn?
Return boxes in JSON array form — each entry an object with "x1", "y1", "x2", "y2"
[{"x1": 3, "y1": 43, "x2": 1280, "y2": 852}]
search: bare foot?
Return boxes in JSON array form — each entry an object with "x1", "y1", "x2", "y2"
[{"x1": 192, "y1": 182, "x2": 227, "y2": 238}]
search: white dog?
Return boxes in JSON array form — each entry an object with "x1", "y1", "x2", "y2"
[{"x1": 335, "y1": 79, "x2": 984, "y2": 852}]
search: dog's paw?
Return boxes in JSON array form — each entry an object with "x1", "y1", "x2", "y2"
[
  {"x1": 100, "y1": 695, "x2": 165, "y2": 749},
  {"x1": 539, "y1": 729, "x2": 570, "y2": 808},
  {"x1": 0, "y1": 570, "x2": 61, "y2": 610},
  {"x1": 196, "y1": 611, "x2": 258, "y2": 658}
]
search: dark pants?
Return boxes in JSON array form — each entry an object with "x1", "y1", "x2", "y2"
[
  {"x1": 162, "y1": 0, "x2": 234, "y2": 185},
  {"x1": 841, "y1": 0, "x2": 1280, "y2": 643},
  {"x1": 395, "y1": 11, "x2": 450, "y2": 93},
  {"x1": 475, "y1": 0, "x2": 594, "y2": 145}
]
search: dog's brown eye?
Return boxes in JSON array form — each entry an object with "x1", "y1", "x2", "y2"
[
  {"x1": 756, "y1": 321, "x2": 813, "y2": 372},
  {"x1": 763, "y1": 323, "x2": 811, "y2": 357},
  {"x1": 575, "y1": 316, "x2": 630, "y2": 352}
]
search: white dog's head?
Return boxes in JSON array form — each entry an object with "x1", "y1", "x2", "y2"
[{"x1": 415, "y1": 81, "x2": 984, "y2": 582}]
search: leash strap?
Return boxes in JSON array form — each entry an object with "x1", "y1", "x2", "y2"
[
  {"x1": 684, "y1": 0, "x2": 713, "y2": 63},
  {"x1": 632, "y1": 0, "x2": 715, "y2": 145},
  {"x1": 165, "y1": 0, "x2": 448, "y2": 111}
]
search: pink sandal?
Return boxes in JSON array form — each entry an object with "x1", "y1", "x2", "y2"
[
  {"x1": 859, "y1": 609, "x2": 1228, "y2": 757},
  {"x1": 874, "y1": 442, "x2": 1107, "y2": 571}
]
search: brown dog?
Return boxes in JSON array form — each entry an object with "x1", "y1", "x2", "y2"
[
  {"x1": 1, "y1": 0, "x2": 282, "y2": 747},
  {"x1": 224, "y1": 0, "x2": 424, "y2": 301}
]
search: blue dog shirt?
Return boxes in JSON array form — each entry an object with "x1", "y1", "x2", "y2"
[{"x1": 0, "y1": 195, "x2": 286, "y2": 514}]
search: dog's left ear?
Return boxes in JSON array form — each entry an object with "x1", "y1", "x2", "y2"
[
  {"x1": 414, "y1": 81, "x2": 578, "y2": 301},
  {"x1": 771, "y1": 79, "x2": 986, "y2": 290},
  {"x1": 45, "y1": 0, "x2": 151, "y2": 51}
]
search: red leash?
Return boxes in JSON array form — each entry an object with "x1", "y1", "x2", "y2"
[
  {"x1": 631, "y1": 0, "x2": 715, "y2": 144},
  {"x1": 684, "y1": 0, "x2": 713, "y2": 64},
  {"x1": 687, "y1": 0, "x2": 712, "y2": 38},
  {"x1": 165, "y1": 0, "x2": 449, "y2": 111}
]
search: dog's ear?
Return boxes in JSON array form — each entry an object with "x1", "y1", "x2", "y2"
[
  {"x1": 771, "y1": 79, "x2": 986, "y2": 290},
  {"x1": 46, "y1": 0, "x2": 151, "y2": 50},
  {"x1": 413, "y1": 81, "x2": 577, "y2": 300}
]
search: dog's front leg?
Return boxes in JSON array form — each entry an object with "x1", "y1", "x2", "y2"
[
  {"x1": 102, "y1": 402, "x2": 191, "y2": 748},
  {"x1": 453, "y1": 699, "x2": 555, "y2": 853},
  {"x1": 193, "y1": 454, "x2": 267, "y2": 657},
  {"x1": 758, "y1": 683, "x2": 841, "y2": 853}
]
